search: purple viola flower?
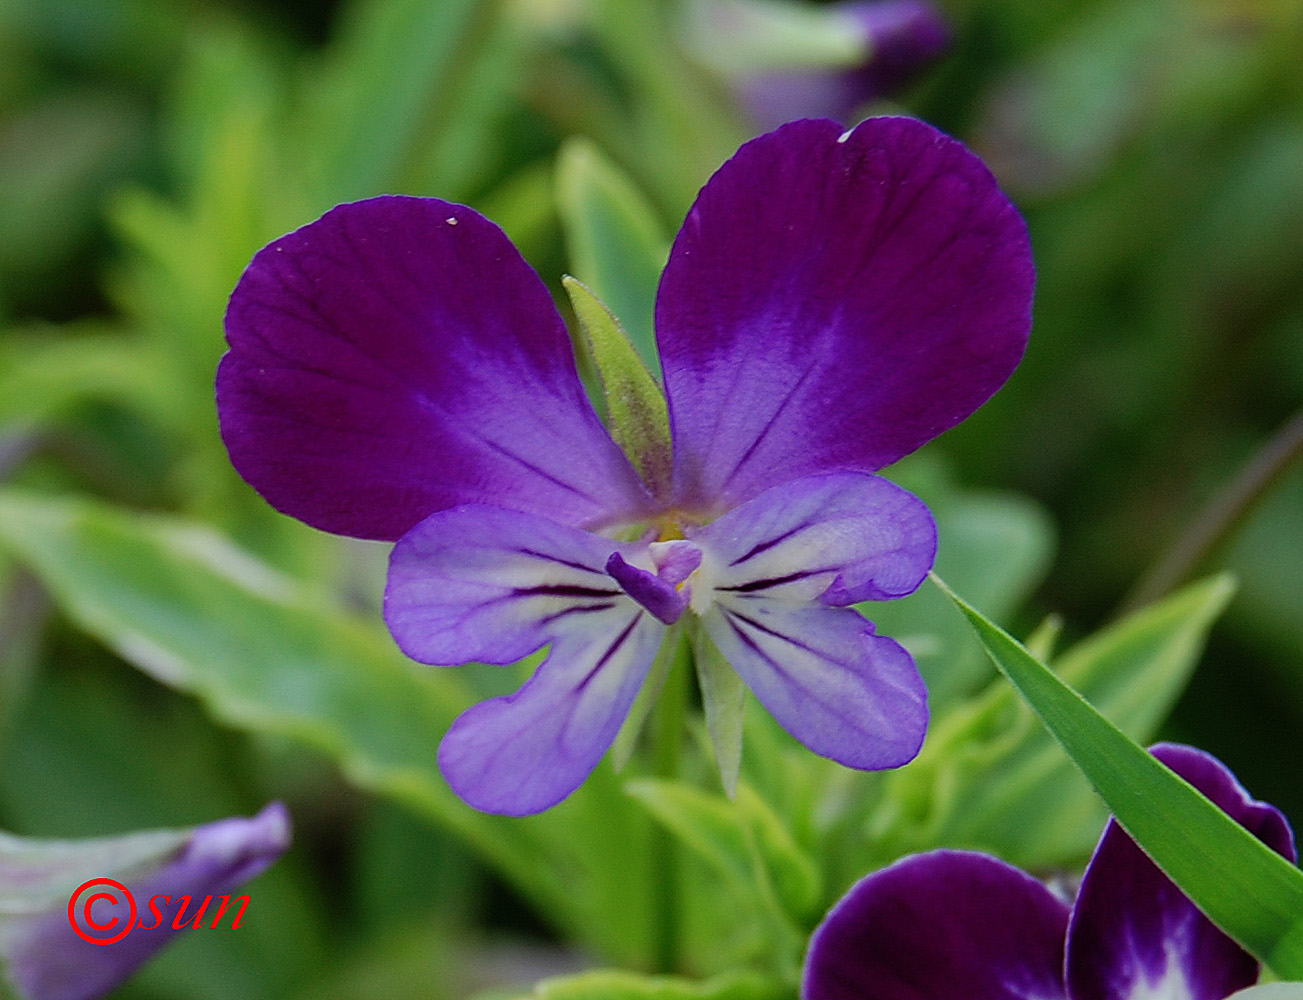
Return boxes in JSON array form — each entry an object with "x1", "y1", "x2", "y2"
[
  {"x1": 0, "y1": 803, "x2": 290, "y2": 1000},
  {"x1": 216, "y1": 116, "x2": 1033, "y2": 815},
  {"x1": 687, "y1": 0, "x2": 952, "y2": 129},
  {"x1": 803, "y1": 743, "x2": 1299, "y2": 1000}
]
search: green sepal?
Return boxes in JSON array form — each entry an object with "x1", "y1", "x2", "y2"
[
  {"x1": 611, "y1": 627, "x2": 685, "y2": 773},
  {"x1": 935, "y1": 573, "x2": 1303, "y2": 980},
  {"x1": 564, "y1": 276, "x2": 673, "y2": 494},
  {"x1": 690, "y1": 621, "x2": 746, "y2": 798}
]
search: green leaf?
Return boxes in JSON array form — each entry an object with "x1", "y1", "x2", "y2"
[
  {"x1": 0, "y1": 491, "x2": 662, "y2": 967},
  {"x1": 0, "y1": 328, "x2": 188, "y2": 435},
  {"x1": 935, "y1": 573, "x2": 1303, "y2": 980},
  {"x1": 873, "y1": 574, "x2": 1240, "y2": 870},
  {"x1": 563, "y1": 276, "x2": 672, "y2": 494},
  {"x1": 555, "y1": 137, "x2": 669, "y2": 376},
  {"x1": 626, "y1": 780, "x2": 755, "y2": 893},
  {"x1": 302, "y1": 0, "x2": 495, "y2": 203},
  {"x1": 579, "y1": 0, "x2": 749, "y2": 214},
  {"x1": 691, "y1": 622, "x2": 746, "y2": 798},
  {"x1": 866, "y1": 458, "x2": 1056, "y2": 707},
  {"x1": 625, "y1": 779, "x2": 817, "y2": 974},
  {"x1": 0, "y1": 563, "x2": 44, "y2": 742},
  {"x1": 499, "y1": 969, "x2": 785, "y2": 1000}
]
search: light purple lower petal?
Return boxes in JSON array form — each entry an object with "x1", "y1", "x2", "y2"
[
  {"x1": 689, "y1": 472, "x2": 936, "y2": 606},
  {"x1": 699, "y1": 599, "x2": 925, "y2": 770},
  {"x1": 803, "y1": 849, "x2": 1071, "y2": 1000},
  {"x1": 385, "y1": 504, "x2": 630, "y2": 666},
  {"x1": 680, "y1": 473, "x2": 931, "y2": 768},
  {"x1": 384, "y1": 504, "x2": 668, "y2": 814},
  {"x1": 1066, "y1": 743, "x2": 1297, "y2": 1000},
  {"x1": 437, "y1": 612, "x2": 666, "y2": 815},
  {"x1": 3, "y1": 804, "x2": 290, "y2": 1000}
]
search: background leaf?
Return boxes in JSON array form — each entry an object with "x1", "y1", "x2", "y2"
[
  {"x1": 0, "y1": 490, "x2": 667, "y2": 968},
  {"x1": 555, "y1": 138, "x2": 670, "y2": 376},
  {"x1": 937, "y1": 574, "x2": 1303, "y2": 980}
]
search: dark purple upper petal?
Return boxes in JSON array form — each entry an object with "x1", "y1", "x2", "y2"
[
  {"x1": 218, "y1": 195, "x2": 652, "y2": 541},
  {"x1": 1066, "y1": 743, "x2": 1297, "y2": 1000},
  {"x1": 656, "y1": 116, "x2": 1033, "y2": 513},
  {"x1": 803, "y1": 850, "x2": 1070, "y2": 1000}
]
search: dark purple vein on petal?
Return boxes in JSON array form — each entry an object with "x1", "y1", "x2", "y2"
[
  {"x1": 575, "y1": 615, "x2": 644, "y2": 693},
  {"x1": 537, "y1": 602, "x2": 621, "y2": 626},
  {"x1": 725, "y1": 607, "x2": 832, "y2": 662},
  {"x1": 479, "y1": 436, "x2": 605, "y2": 502},
  {"x1": 511, "y1": 584, "x2": 622, "y2": 599},
  {"x1": 716, "y1": 568, "x2": 827, "y2": 594},
  {"x1": 718, "y1": 362, "x2": 818, "y2": 487},
  {"x1": 721, "y1": 608, "x2": 875, "y2": 731},
  {"x1": 510, "y1": 547, "x2": 607, "y2": 574},
  {"x1": 726, "y1": 520, "x2": 816, "y2": 567}
]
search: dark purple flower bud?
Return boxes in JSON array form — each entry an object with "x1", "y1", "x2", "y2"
[
  {"x1": 803, "y1": 745, "x2": 1297, "y2": 1000},
  {"x1": 687, "y1": 0, "x2": 951, "y2": 129}
]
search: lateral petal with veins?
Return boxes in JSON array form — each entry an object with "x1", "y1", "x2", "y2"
[{"x1": 384, "y1": 503, "x2": 670, "y2": 814}]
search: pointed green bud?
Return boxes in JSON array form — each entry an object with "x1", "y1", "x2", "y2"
[{"x1": 564, "y1": 276, "x2": 673, "y2": 496}]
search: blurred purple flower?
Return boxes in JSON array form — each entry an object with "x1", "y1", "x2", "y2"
[
  {"x1": 688, "y1": 0, "x2": 951, "y2": 129},
  {"x1": 803, "y1": 744, "x2": 1298, "y2": 1000},
  {"x1": 0, "y1": 803, "x2": 290, "y2": 1000},
  {"x1": 217, "y1": 116, "x2": 1033, "y2": 815}
]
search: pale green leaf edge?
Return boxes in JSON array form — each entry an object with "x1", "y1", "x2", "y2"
[
  {"x1": 496, "y1": 968, "x2": 783, "y2": 1000},
  {"x1": 933, "y1": 573, "x2": 1303, "y2": 979}
]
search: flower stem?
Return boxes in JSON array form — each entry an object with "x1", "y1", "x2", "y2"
[
  {"x1": 1119, "y1": 403, "x2": 1303, "y2": 616},
  {"x1": 648, "y1": 632, "x2": 690, "y2": 973}
]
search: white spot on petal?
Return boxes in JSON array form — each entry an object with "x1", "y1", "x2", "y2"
[
  {"x1": 1123, "y1": 945, "x2": 1196, "y2": 1000},
  {"x1": 446, "y1": 217, "x2": 458, "y2": 225}
]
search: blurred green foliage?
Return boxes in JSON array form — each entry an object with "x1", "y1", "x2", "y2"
[{"x1": 1, "y1": 0, "x2": 1301, "y2": 997}]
